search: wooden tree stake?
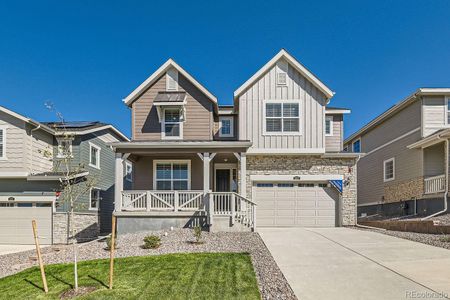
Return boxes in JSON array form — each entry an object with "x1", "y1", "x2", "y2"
[
  {"x1": 109, "y1": 215, "x2": 116, "y2": 289},
  {"x1": 32, "y1": 220, "x2": 48, "y2": 293}
]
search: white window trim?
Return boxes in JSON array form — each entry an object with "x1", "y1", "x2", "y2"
[
  {"x1": 352, "y1": 138, "x2": 361, "y2": 153},
  {"x1": 153, "y1": 159, "x2": 191, "y2": 190},
  {"x1": 0, "y1": 126, "x2": 7, "y2": 160},
  {"x1": 56, "y1": 137, "x2": 73, "y2": 159},
  {"x1": 89, "y1": 142, "x2": 101, "y2": 169},
  {"x1": 262, "y1": 100, "x2": 302, "y2": 136},
  {"x1": 125, "y1": 161, "x2": 133, "y2": 182},
  {"x1": 161, "y1": 108, "x2": 183, "y2": 140},
  {"x1": 383, "y1": 157, "x2": 395, "y2": 182},
  {"x1": 89, "y1": 187, "x2": 101, "y2": 211},
  {"x1": 166, "y1": 68, "x2": 179, "y2": 91},
  {"x1": 219, "y1": 116, "x2": 234, "y2": 137},
  {"x1": 325, "y1": 116, "x2": 333, "y2": 136},
  {"x1": 446, "y1": 97, "x2": 450, "y2": 125},
  {"x1": 276, "y1": 60, "x2": 288, "y2": 86}
]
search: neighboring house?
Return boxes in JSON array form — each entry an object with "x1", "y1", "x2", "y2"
[
  {"x1": 112, "y1": 49, "x2": 361, "y2": 233},
  {"x1": 344, "y1": 88, "x2": 450, "y2": 217},
  {"x1": 0, "y1": 106, "x2": 129, "y2": 244}
]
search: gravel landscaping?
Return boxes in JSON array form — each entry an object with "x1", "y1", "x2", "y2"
[
  {"x1": 353, "y1": 226, "x2": 450, "y2": 250},
  {"x1": 0, "y1": 229, "x2": 296, "y2": 300},
  {"x1": 359, "y1": 212, "x2": 450, "y2": 225}
]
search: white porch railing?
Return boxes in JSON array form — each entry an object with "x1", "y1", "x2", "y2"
[
  {"x1": 424, "y1": 174, "x2": 446, "y2": 194},
  {"x1": 121, "y1": 190, "x2": 204, "y2": 212},
  {"x1": 209, "y1": 192, "x2": 257, "y2": 229}
]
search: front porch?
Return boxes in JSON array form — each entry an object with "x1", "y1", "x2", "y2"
[{"x1": 111, "y1": 141, "x2": 256, "y2": 232}]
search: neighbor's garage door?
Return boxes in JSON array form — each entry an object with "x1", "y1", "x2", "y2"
[
  {"x1": 0, "y1": 203, "x2": 52, "y2": 244},
  {"x1": 254, "y1": 183, "x2": 338, "y2": 227}
]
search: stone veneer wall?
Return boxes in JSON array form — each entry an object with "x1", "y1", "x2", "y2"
[
  {"x1": 245, "y1": 155, "x2": 358, "y2": 226},
  {"x1": 53, "y1": 212, "x2": 99, "y2": 244},
  {"x1": 383, "y1": 177, "x2": 424, "y2": 203}
]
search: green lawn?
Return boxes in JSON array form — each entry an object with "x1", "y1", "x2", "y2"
[{"x1": 0, "y1": 253, "x2": 260, "y2": 300}]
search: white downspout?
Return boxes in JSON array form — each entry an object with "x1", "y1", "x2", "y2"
[
  {"x1": 422, "y1": 138, "x2": 449, "y2": 220},
  {"x1": 30, "y1": 124, "x2": 41, "y2": 174}
]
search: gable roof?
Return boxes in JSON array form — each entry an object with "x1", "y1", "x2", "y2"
[
  {"x1": 0, "y1": 105, "x2": 129, "y2": 141},
  {"x1": 344, "y1": 88, "x2": 450, "y2": 144},
  {"x1": 233, "y1": 49, "x2": 335, "y2": 100},
  {"x1": 123, "y1": 59, "x2": 218, "y2": 108}
]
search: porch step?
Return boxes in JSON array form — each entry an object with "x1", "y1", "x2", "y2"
[{"x1": 209, "y1": 215, "x2": 252, "y2": 232}]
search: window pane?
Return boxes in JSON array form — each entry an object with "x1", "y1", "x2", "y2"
[
  {"x1": 173, "y1": 163, "x2": 188, "y2": 179},
  {"x1": 165, "y1": 110, "x2": 180, "y2": 122},
  {"x1": 278, "y1": 183, "x2": 294, "y2": 187},
  {"x1": 325, "y1": 119, "x2": 331, "y2": 134},
  {"x1": 221, "y1": 119, "x2": 231, "y2": 135},
  {"x1": 165, "y1": 124, "x2": 180, "y2": 136},
  {"x1": 156, "y1": 181, "x2": 171, "y2": 190},
  {"x1": 283, "y1": 119, "x2": 299, "y2": 132},
  {"x1": 256, "y1": 183, "x2": 274, "y2": 187},
  {"x1": 385, "y1": 161, "x2": 394, "y2": 179},
  {"x1": 283, "y1": 103, "x2": 299, "y2": 117},
  {"x1": 173, "y1": 180, "x2": 188, "y2": 190},
  {"x1": 156, "y1": 164, "x2": 171, "y2": 180},
  {"x1": 266, "y1": 104, "x2": 282, "y2": 117},
  {"x1": 17, "y1": 203, "x2": 33, "y2": 207},
  {"x1": 90, "y1": 147, "x2": 97, "y2": 165},
  {"x1": 266, "y1": 118, "x2": 282, "y2": 132},
  {"x1": 353, "y1": 140, "x2": 361, "y2": 152}
]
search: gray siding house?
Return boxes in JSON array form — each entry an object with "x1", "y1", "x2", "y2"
[
  {"x1": 0, "y1": 106, "x2": 129, "y2": 244},
  {"x1": 344, "y1": 88, "x2": 450, "y2": 217},
  {"x1": 112, "y1": 49, "x2": 361, "y2": 234}
]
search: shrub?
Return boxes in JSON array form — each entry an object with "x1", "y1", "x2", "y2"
[
  {"x1": 439, "y1": 236, "x2": 450, "y2": 243},
  {"x1": 193, "y1": 226, "x2": 202, "y2": 243},
  {"x1": 105, "y1": 236, "x2": 117, "y2": 250},
  {"x1": 143, "y1": 235, "x2": 161, "y2": 249}
]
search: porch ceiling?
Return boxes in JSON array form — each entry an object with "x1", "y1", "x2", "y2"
[{"x1": 111, "y1": 140, "x2": 252, "y2": 154}]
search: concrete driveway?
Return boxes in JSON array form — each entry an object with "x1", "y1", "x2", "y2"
[
  {"x1": 258, "y1": 227, "x2": 450, "y2": 300},
  {"x1": 0, "y1": 244, "x2": 35, "y2": 256}
]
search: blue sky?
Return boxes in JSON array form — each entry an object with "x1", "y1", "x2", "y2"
[{"x1": 1, "y1": 1, "x2": 449, "y2": 138}]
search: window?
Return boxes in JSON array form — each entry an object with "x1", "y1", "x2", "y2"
[
  {"x1": 256, "y1": 183, "x2": 274, "y2": 187},
  {"x1": 352, "y1": 139, "x2": 361, "y2": 153},
  {"x1": 0, "y1": 203, "x2": 14, "y2": 207},
  {"x1": 89, "y1": 143, "x2": 101, "y2": 169},
  {"x1": 276, "y1": 60, "x2": 288, "y2": 85},
  {"x1": 57, "y1": 138, "x2": 72, "y2": 158},
  {"x1": 318, "y1": 183, "x2": 329, "y2": 188},
  {"x1": 154, "y1": 160, "x2": 190, "y2": 190},
  {"x1": 265, "y1": 102, "x2": 300, "y2": 134},
  {"x1": 219, "y1": 116, "x2": 234, "y2": 137},
  {"x1": 166, "y1": 68, "x2": 178, "y2": 91},
  {"x1": 162, "y1": 108, "x2": 182, "y2": 139},
  {"x1": 125, "y1": 161, "x2": 133, "y2": 182},
  {"x1": 343, "y1": 146, "x2": 349, "y2": 152},
  {"x1": 0, "y1": 127, "x2": 5, "y2": 159},
  {"x1": 447, "y1": 97, "x2": 450, "y2": 125},
  {"x1": 299, "y1": 183, "x2": 315, "y2": 187},
  {"x1": 384, "y1": 158, "x2": 395, "y2": 182},
  {"x1": 278, "y1": 183, "x2": 294, "y2": 187},
  {"x1": 325, "y1": 116, "x2": 333, "y2": 136},
  {"x1": 90, "y1": 188, "x2": 101, "y2": 210}
]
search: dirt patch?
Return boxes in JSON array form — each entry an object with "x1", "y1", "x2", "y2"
[{"x1": 60, "y1": 286, "x2": 96, "y2": 299}]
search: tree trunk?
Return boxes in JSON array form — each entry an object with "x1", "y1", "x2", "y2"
[{"x1": 70, "y1": 208, "x2": 78, "y2": 291}]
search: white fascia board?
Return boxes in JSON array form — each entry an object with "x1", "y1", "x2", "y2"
[
  {"x1": 0, "y1": 171, "x2": 29, "y2": 178},
  {"x1": 247, "y1": 148, "x2": 325, "y2": 155},
  {"x1": 54, "y1": 125, "x2": 129, "y2": 141},
  {"x1": 123, "y1": 59, "x2": 217, "y2": 107},
  {"x1": 418, "y1": 88, "x2": 450, "y2": 95},
  {"x1": 0, "y1": 194, "x2": 55, "y2": 202},
  {"x1": 250, "y1": 174, "x2": 344, "y2": 182},
  {"x1": 325, "y1": 109, "x2": 351, "y2": 114},
  {"x1": 321, "y1": 152, "x2": 364, "y2": 158},
  {"x1": 234, "y1": 49, "x2": 334, "y2": 99},
  {"x1": 0, "y1": 106, "x2": 54, "y2": 134}
]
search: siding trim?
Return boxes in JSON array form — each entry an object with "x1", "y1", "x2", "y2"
[{"x1": 365, "y1": 127, "x2": 421, "y2": 156}]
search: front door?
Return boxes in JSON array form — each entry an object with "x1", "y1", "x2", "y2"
[{"x1": 216, "y1": 169, "x2": 230, "y2": 192}]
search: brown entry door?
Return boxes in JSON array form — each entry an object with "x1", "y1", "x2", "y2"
[{"x1": 216, "y1": 169, "x2": 230, "y2": 192}]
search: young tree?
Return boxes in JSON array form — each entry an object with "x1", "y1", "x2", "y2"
[{"x1": 44, "y1": 102, "x2": 98, "y2": 291}]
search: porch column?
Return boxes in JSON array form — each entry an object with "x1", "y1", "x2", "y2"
[
  {"x1": 203, "y1": 152, "x2": 210, "y2": 193},
  {"x1": 114, "y1": 153, "x2": 124, "y2": 212},
  {"x1": 240, "y1": 152, "x2": 247, "y2": 198}
]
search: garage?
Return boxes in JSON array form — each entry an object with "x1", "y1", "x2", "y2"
[
  {"x1": 254, "y1": 182, "x2": 339, "y2": 227},
  {"x1": 0, "y1": 202, "x2": 53, "y2": 245}
]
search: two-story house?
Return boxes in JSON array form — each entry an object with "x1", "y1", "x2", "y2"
[
  {"x1": 0, "y1": 105, "x2": 129, "y2": 244},
  {"x1": 112, "y1": 49, "x2": 361, "y2": 233},
  {"x1": 344, "y1": 88, "x2": 450, "y2": 217}
]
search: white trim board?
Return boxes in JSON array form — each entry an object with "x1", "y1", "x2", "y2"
[
  {"x1": 234, "y1": 49, "x2": 334, "y2": 99},
  {"x1": 0, "y1": 171, "x2": 29, "y2": 178},
  {"x1": 247, "y1": 148, "x2": 325, "y2": 155},
  {"x1": 250, "y1": 174, "x2": 344, "y2": 182}
]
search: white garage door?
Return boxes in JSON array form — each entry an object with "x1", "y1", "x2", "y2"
[
  {"x1": 254, "y1": 183, "x2": 339, "y2": 227},
  {"x1": 0, "y1": 203, "x2": 52, "y2": 244}
]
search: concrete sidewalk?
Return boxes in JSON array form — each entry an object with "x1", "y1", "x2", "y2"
[
  {"x1": 258, "y1": 227, "x2": 450, "y2": 300},
  {"x1": 0, "y1": 244, "x2": 36, "y2": 256}
]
